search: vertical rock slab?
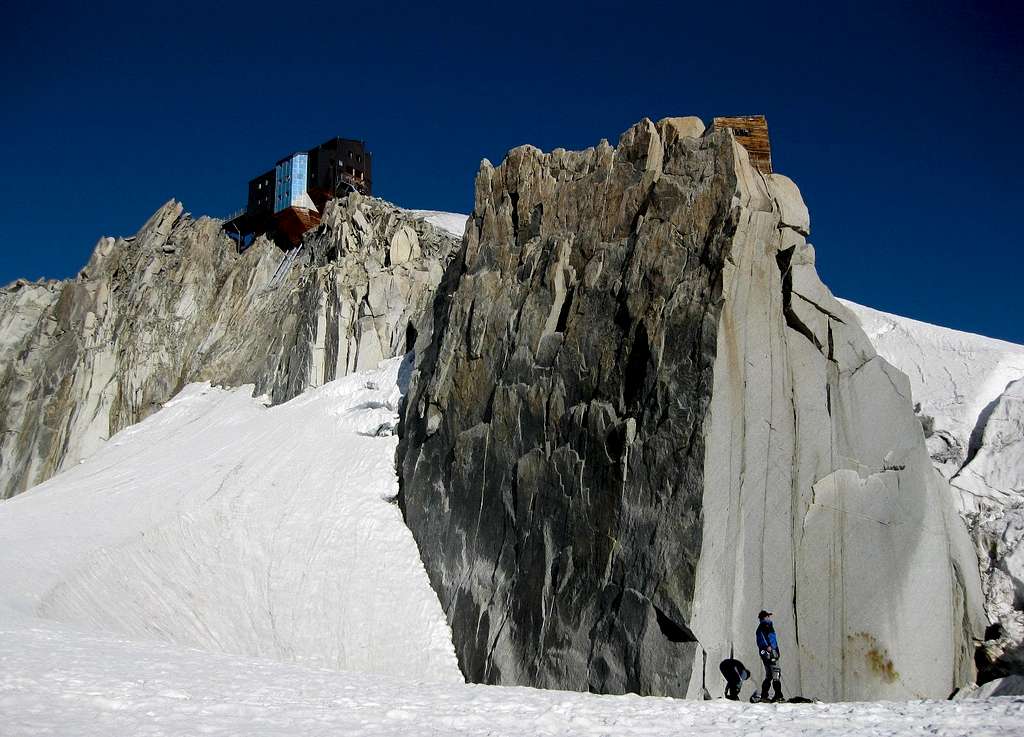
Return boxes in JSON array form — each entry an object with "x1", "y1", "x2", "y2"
[
  {"x1": 399, "y1": 119, "x2": 734, "y2": 694},
  {"x1": 680, "y1": 153, "x2": 985, "y2": 701},
  {"x1": 398, "y1": 119, "x2": 984, "y2": 700}
]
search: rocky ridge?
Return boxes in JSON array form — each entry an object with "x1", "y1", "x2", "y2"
[
  {"x1": 0, "y1": 194, "x2": 462, "y2": 499},
  {"x1": 397, "y1": 117, "x2": 984, "y2": 701}
]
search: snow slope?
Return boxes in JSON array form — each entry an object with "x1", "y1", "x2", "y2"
[
  {"x1": 0, "y1": 356, "x2": 460, "y2": 682},
  {"x1": 842, "y1": 300, "x2": 1024, "y2": 511},
  {"x1": 3, "y1": 616, "x2": 1022, "y2": 737}
]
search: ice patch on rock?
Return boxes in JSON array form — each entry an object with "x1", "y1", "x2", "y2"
[{"x1": 404, "y1": 209, "x2": 470, "y2": 239}]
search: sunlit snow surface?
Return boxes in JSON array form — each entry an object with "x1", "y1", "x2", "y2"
[
  {"x1": 3, "y1": 618, "x2": 1023, "y2": 736},
  {"x1": 404, "y1": 209, "x2": 470, "y2": 239},
  {"x1": 2, "y1": 345, "x2": 1024, "y2": 735},
  {"x1": 0, "y1": 357, "x2": 459, "y2": 681}
]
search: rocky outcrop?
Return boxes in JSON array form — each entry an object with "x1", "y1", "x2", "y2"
[
  {"x1": 843, "y1": 302, "x2": 1024, "y2": 508},
  {"x1": 952, "y1": 379, "x2": 1024, "y2": 510},
  {"x1": 841, "y1": 302, "x2": 1024, "y2": 681},
  {"x1": 963, "y1": 381, "x2": 1024, "y2": 680},
  {"x1": 0, "y1": 194, "x2": 461, "y2": 499},
  {"x1": 967, "y1": 674, "x2": 1024, "y2": 697},
  {"x1": 397, "y1": 118, "x2": 984, "y2": 701},
  {"x1": 970, "y1": 503, "x2": 1024, "y2": 680}
]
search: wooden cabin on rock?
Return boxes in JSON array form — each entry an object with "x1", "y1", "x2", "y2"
[{"x1": 712, "y1": 115, "x2": 772, "y2": 174}]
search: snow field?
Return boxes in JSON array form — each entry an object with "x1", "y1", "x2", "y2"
[
  {"x1": 0, "y1": 356, "x2": 460, "y2": 681},
  {"x1": 3, "y1": 617, "x2": 1022, "y2": 737},
  {"x1": 404, "y1": 209, "x2": 470, "y2": 239}
]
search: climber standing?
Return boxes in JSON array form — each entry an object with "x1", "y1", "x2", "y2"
[{"x1": 755, "y1": 609, "x2": 784, "y2": 703}]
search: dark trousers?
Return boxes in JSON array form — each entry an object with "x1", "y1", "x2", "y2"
[
  {"x1": 724, "y1": 680, "x2": 742, "y2": 700},
  {"x1": 761, "y1": 657, "x2": 782, "y2": 701}
]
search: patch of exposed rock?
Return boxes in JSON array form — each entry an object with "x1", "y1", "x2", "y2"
[
  {"x1": 0, "y1": 194, "x2": 461, "y2": 499},
  {"x1": 970, "y1": 503, "x2": 1024, "y2": 680},
  {"x1": 397, "y1": 118, "x2": 984, "y2": 701},
  {"x1": 949, "y1": 379, "x2": 1024, "y2": 683}
]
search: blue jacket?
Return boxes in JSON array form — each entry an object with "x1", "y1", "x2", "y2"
[{"x1": 756, "y1": 620, "x2": 779, "y2": 655}]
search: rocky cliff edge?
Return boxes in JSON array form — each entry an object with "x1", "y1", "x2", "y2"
[{"x1": 0, "y1": 194, "x2": 462, "y2": 499}]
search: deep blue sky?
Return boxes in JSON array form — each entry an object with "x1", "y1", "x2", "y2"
[{"x1": 2, "y1": 1, "x2": 1021, "y2": 342}]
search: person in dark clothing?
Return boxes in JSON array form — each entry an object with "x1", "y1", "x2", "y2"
[
  {"x1": 718, "y1": 657, "x2": 750, "y2": 700},
  {"x1": 755, "y1": 610, "x2": 784, "y2": 702}
]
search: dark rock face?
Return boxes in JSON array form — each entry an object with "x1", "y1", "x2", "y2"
[{"x1": 398, "y1": 120, "x2": 740, "y2": 695}]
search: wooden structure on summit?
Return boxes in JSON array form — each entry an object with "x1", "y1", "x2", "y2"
[
  {"x1": 224, "y1": 136, "x2": 373, "y2": 248},
  {"x1": 713, "y1": 115, "x2": 772, "y2": 174}
]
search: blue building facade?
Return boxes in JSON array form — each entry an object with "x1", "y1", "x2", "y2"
[
  {"x1": 274, "y1": 153, "x2": 309, "y2": 213},
  {"x1": 226, "y1": 136, "x2": 373, "y2": 248}
]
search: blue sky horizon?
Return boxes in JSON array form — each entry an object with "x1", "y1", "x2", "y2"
[{"x1": 2, "y1": 0, "x2": 1021, "y2": 342}]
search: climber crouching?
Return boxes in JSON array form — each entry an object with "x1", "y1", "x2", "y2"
[{"x1": 718, "y1": 656, "x2": 750, "y2": 700}]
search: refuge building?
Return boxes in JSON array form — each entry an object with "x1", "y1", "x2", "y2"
[{"x1": 225, "y1": 136, "x2": 372, "y2": 248}]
